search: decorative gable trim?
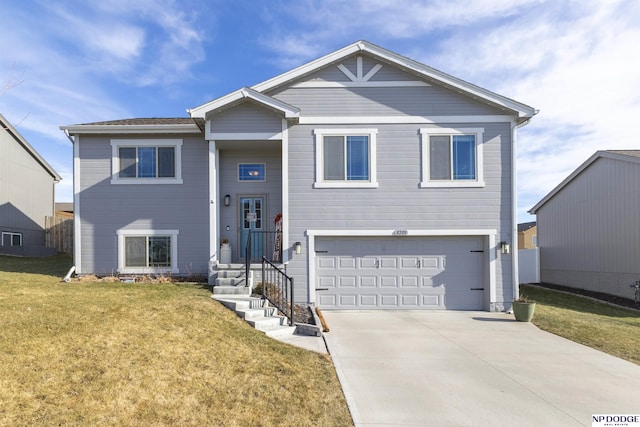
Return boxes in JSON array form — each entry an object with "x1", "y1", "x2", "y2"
[
  {"x1": 248, "y1": 40, "x2": 537, "y2": 122},
  {"x1": 292, "y1": 56, "x2": 430, "y2": 88},
  {"x1": 189, "y1": 87, "x2": 300, "y2": 119}
]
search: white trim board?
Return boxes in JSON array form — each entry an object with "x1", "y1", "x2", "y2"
[
  {"x1": 206, "y1": 132, "x2": 283, "y2": 141},
  {"x1": 298, "y1": 115, "x2": 515, "y2": 125}
]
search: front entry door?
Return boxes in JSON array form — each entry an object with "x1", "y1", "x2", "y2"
[{"x1": 239, "y1": 196, "x2": 264, "y2": 261}]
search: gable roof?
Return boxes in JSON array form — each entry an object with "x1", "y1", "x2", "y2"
[
  {"x1": 517, "y1": 221, "x2": 536, "y2": 232},
  {"x1": 529, "y1": 150, "x2": 640, "y2": 214},
  {"x1": 61, "y1": 118, "x2": 205, "y2": 135},
  {"x1": 188, "y1": 87, "x2": 300, "y2": 119},
  {"x1": 189, "y1": 40, "x2": 537, "y2": 122},
  {"x1": 0, "y1": 113, "x2": 62, "y2": 181}
]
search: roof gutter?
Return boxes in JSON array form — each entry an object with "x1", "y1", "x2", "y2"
[{"x1": 63, "y1": 128, "x2": 75, "y2": 144}]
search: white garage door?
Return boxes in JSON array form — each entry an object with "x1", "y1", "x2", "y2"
[{"x1": 316, "y1": 236, "x2": 485, "y2": 310}]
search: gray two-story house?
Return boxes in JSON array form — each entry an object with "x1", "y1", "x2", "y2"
[
  {"x1": 62, "y1": 40, "x2": 536, "y2": 311},
  {"x1": 1, "y1": 113, "x2": 61, "y2": 256}
]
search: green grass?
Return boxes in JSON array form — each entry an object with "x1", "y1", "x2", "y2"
[
  {"x1": 521, "y1": 284, "x2": 640, "y2": 365},
  {"x1": 0, "y1": 255, "x2": 352, "y2": 426}
]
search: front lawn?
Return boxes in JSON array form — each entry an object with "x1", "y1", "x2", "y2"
[
  {"x1": 0, "y1": 255, "x2": 352, "y2": 426},
  {"x1": 521, "y1": 284, "x2": 640, "y2": 365}
]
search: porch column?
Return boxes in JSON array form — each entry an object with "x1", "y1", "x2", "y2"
[{"x1": 209, "y1": 140, "x2": 219, "y2": 266}]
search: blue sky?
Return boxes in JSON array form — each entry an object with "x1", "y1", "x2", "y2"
[{"x1": 1, "y1": 0, "x2": 639, "y2": 223}]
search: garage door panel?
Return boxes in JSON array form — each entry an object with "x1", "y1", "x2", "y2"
[
  {"x1": 339, "y1": 295, "x2": 357, "y2": 306},
  {"x1": 359, "y1": 294, "x2": 378, "y2": 307},
  {"x1": 339, "y1": 276, "x2": 357, "y2": 287},
  {"x1": 318, "y1": 257, "x2": 336, "y2": 269},
  {"x1": 422, "y1": 294, "x2": 443, "y2": 308},
  {"x1": 316, "y1": 236, "x2": 485, "y2": 310},
  {"x1": 379, "y1": 257, "x2": 398, "y2": 268},
  {"x1": 420, "y1": 256, "x2": 441, "y2": 269},
  {"x1": 380, "y1": 294, "x2": 399, "y2": 307},
  {"x1": 381, "y1": 276, "x2": 398, "y2": 287},
  {"x1": 319, "y1": 276, "x2": 337, "y2": 288},
  {"x1": 359, "y1": 257, "x2": 377, "y2": 268},
  {"x1": 318, "y1": 294, "x2": 336, "y2": 306},
  {"x1": 401, "y1": 276, "x2": 419, "y2": 287},
  {"x1": 360, "y1": 276, "x2": 377, "y2": 287},
  {"x1": 339, "y1": 257, "x2": 356, "y2": 268},
  {"x1": 401, "y1": 294, "x2": 419, "y2": 307}
]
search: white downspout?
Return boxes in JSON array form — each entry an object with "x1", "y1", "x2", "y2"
[{"x1": 511, "y1": 117, "x2": 533, "y2": 303}]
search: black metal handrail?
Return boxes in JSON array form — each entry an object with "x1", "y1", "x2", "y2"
[{"x1": 261, "y1": 256, "x2": 294, "y2": 326}]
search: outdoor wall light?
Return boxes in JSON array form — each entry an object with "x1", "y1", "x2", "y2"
[
  {"x1": 500, "y1": 241, "x2": 510, "y2": 254},
  {"x1": 224, "y1": 194, "x2": 231, "y2": 206},
  {"x1": 294, "y1": 241, "x2": 302, "y2": 255}
]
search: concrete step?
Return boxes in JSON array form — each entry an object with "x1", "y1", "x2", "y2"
[
  {"x1": 213, "y1": 296, "x2": 263, "y2": 311},
  {"x1": 247, "y1": 315, "x2": 288, "y2": 331},
  {"x1": 212, "y1": 285, "x2": 251, "y2": 296},
  {"x1": 216, "y1": 263, "x2": 246, "y2": 270},
  {"x1": 237, "y1": 306, "x2": 278, "y2": 320},
  {"x1": 217, "y1": 270, "x2": 245, "y2": 278},
  {"x1": 215, "y1": 277, "x2": 247, "y2": 287},
  {"x1": 264, "y1": 325, "x2": 297, "y2": 339},
  {"x1": 212, "y1": 295, "x2": 296, "y2": 340}
]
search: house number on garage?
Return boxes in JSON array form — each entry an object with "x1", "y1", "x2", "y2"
[{"x1": 392, "y1": 230, "x2": 408, "y2": 236}]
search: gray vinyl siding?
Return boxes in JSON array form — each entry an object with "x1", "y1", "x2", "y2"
[
  {"x1": 269, "y1": 85, "x2": 503, "y2": 117},
  {"x1": 0, "y1": 127, "x2": 55, "y2": 248},
  {"x1": 76, "y1": 134, "x2": 209, "y2": 275},
  {"x1": 210, "y1": 103, "x2": 282, "y2": 134},
  {"x1": 285, "y1": 122, "x2": 514, "y2": 304},
  {"x1": 218, "y1": 147, "x2": 282, "y2": 261},
  {"x1": 537, "y1": 156, "x2": 640, "y2": 300}
]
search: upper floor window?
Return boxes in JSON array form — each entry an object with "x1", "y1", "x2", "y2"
[
  {"x1": 313, "y1": 128, "x2": 378, "y2": 188},
  {"x1": 1, "y1": 232, "x2": 22, "y2": 246},
  {"x1": 111, "y1": 139, "x2": 183, "y2": 184},
  {"x1": 238, "y1": 163, "x2": 266, "y2": 182},
  {"x1": 420, "y1": 128, "x2": 485, "y2": 188}
]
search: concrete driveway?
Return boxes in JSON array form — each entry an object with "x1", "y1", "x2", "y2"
[{"x1": 322, "y1": 310, "x2": 640, "y2": 427}]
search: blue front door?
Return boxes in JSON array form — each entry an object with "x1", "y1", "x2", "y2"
[{"x1": 240, "y1": 196, "x2": 264, "y2": 261}]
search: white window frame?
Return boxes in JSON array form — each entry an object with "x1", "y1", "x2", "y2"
[
  {"x1": 2, "y1": 232, "x2": 22, "y2": 246},
  {"x1": 532, "y1": 235, "x2": 537, "y2": 246},
  {"x1": 111, "y1": 139, "x2": 183, "y2": 184},
  {"x1": 238, "y1": 163, "x2": 266, "y2": 182},
  {"x1": 420, "y1": 127, "x2": 485, "y2": 188},
  {"x1": 117, "y1": 229, "x2": 179, "y2": 274},
  {"x1": 313, "y1": 128, "x2": 378, "y2": 188}
]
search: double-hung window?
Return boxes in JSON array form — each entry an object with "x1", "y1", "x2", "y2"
[
  {"x1": 1, "y1": 232, "x2": 22, "y2": 246},
  {"x1": 314, "y1": 128, "x2": 378, "y2": 188},
  {"x1": 117, "y1": 229, "x2": 179, "y2": 273},
  {"x1": 111, "y1": 139, "x2": 183, "y2": 184},
  {"x1": 420, "y1": 128, "x2": 484, "y2": 187}
]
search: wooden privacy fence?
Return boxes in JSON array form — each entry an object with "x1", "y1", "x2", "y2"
[{"x1": 45, "y1": 216, "x2": 73, "y2": 253}]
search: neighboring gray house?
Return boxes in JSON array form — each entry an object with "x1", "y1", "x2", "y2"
[
  {"x1": 1, "y1": 113, "x2": 61, "y2": 256},
  {"x1": 529, "y1": 150, "x2": 640, "y2": 300},
  {"x1": 61, "y1": 40, "x2": 536, "y2": 311}
]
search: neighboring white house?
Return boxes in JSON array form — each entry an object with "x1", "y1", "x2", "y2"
[
  {"x1": 529, "y1": 150, "x2": 640, "y2": 300},
  {"x1": 61, "y1": 40, "x2": 536, "y2": 311},
  {"x1": 0, "y1": 113, "x2": 61, "y2": 256}
]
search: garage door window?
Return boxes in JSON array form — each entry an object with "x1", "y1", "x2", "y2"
[
  {"x1": 313, "y1": 128, "x2": 378, "y2": 188},
  {"x1": 420, "y1": 127, "x2": 485, "y2": 188}
]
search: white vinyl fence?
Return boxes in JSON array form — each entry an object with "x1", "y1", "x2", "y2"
[{"x1": 518, "y1": 248, "x2": 540, "y2": 284}]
